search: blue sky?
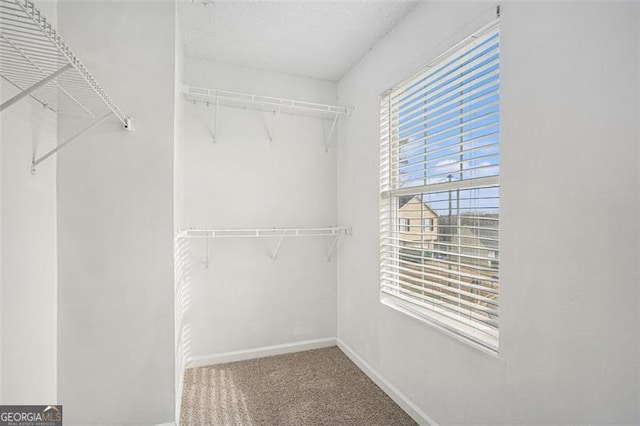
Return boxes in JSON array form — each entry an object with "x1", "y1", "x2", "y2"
[{"x1": 392, "y1": 29, "x2": 500, "y2": 216}]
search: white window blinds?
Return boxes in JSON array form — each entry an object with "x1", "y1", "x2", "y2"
[{"x1": 380, "y1": 21, "x2": 500, "y2": 352}]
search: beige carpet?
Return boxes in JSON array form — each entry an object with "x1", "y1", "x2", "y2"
[{"x1": 180, "y1": 346, "x2": 417, "y2": 426}]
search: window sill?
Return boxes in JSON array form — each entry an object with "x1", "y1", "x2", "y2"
[{"x1": 380, "y1": 293, "x2": 500, "y2": 358}]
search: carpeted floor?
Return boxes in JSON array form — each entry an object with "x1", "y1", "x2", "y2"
[{"x1": 180, "y1": 346, "x2": 417, "y2": 426}]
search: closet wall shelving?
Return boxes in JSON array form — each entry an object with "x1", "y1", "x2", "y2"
[
  {"x1": 0, "y1": 0, "x2": 132, "y2": 172},
  {"x1": 178, "y1": 226, "x2": 352, "y2": 265},
  {"x1": 183, "y1": 85, "x2": 352, "y2": 151}
]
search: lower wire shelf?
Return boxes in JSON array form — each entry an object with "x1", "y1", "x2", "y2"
[
  {"x1": 177, "y1": 226, "x2": 352, "y2": 264},
  {"x1": 178, "y1": 226, "x2": 351, "y2": 239}
]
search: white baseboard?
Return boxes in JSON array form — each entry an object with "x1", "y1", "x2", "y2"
[
  {"x1": 337, "y1": 338, "x2": 439, "y2": 426},
  {"x1": 187, "y1": 337, "x2": 337, "y2": 368}
]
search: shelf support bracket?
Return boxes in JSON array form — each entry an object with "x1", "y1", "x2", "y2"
[
  {"x1": 203, "y1": 237, "x2": 210, "y2": 268},
  {"x1": 0, "y1": 63, "x2": 72, "y2": 113},
  {"x1": 269, "y1": 106, "x2": 282, "y2": 143},
  {"x1": 327, "y1": 234, "x2": 340, "y2": 262},
  {"x1": 212, "y1": 96, "x2": 219, "y2": 143},
  {"x1": 31, "y1": 112, "x2": 113, "y2": 173},
  {"x1": 271, "y1": 233, "x2": 285, "y2": 261},
  {"x1": 323, "y1": 112, "x2": 339, "y2": 152}
]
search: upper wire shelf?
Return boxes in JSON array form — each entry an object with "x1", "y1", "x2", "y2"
[
  {"x1": 183, "y1": 85, "x2": 351, "y2": 151},
  {"x1": 183, "y1": 86, "x2": 351, "y2": 118},
  {"x1": 0, "y1": 0, "x2": 133, "y2": 172},
  {"x1": 0, "y1": 0, "x2": 130, "y2": 125}
]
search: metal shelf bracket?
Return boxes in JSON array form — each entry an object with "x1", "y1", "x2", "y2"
[
  {"x1": 203, "y1": 236, "x2": 210, "y2": 268},
  {"x1": 271, "y1": 233, "x2": 286, "y2": 260},
  {"x1": 31, "y1": 112, "x2": 112, "y2": 174},
  {"x1": 323, "y1": 112, "x2": 339, "y2": 153},
  {"x1": 124, "y1": 118, "x2": 134, "y2": 132},
  {"x1": 326, "y1": 234, "x2": 340, "y2": 262},
  {"x1": 269, "y1": 106, "x2": 282, "y2": 143},
  {"x1": 212, "y1": 96, "x2": 218, "y2": 143}
]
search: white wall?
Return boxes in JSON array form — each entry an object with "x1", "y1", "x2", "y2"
[
  {"x1": 337, "y1": 2, "x2": 639, "y2": 424},
  {"x1": 174, "y1": 5, "x2": 187, "y2": 420},
  {"x1": 182, "y1": 58, "x2": 338, "y2": 360},
  {"x1": 0, "y1": 1, "x2": 58, "y2": 405},
  {"x1": 500, "y1": 4, "x2": 637, "y2": 423},
  {"x1": 56, "y1": 2, "x2": 175, "y2": 424},
  {"x1": 0, "y1": 80, "x2": 58, "y2": 405},
  {"x1": 175, "y1": 4, "x2": 185, "y2": 234}
]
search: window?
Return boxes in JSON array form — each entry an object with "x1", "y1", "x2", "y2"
[
  {"x1": 379, "y1": 21, "x2": 500, "y2": 352},
  {"x1": 400, "y1": 218, "x2": 410, "y2": 232}
]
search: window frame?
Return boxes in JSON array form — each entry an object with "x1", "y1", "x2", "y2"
[{"x1": 379, "y1": 20, "x2": 501, "y2": 355}]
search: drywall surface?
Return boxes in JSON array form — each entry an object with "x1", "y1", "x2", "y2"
[
  {"x1": 0, "y1": 82, "x2": 58, "y2": 405},
  {"x1": 0, "y1": 0, "x2": 58, "y2": 405},
  {"x1": 174, "y1": 7, "x2": 187, "y2": 421},
  {"x1": 182, "y1": 58, "x2": 338, "y2": 359},
  {"x1": 175, "y1": 6, "x2": 185, "y2": 234},
  {"x1": 56, "y1": 2, "x2": 175, "y2": 424},
  {"x1": 337, "y1": 2, "x2": 639, "y2": 424}
]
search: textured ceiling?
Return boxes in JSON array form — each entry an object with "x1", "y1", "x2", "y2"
[{"x1": 178, "y1": 1, "x2": 418, "y2": 81}]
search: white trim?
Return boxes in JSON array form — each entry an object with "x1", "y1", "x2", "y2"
[
  {"x1": 337, "y1": 338, "x2": 439, "y2": 426},
  {"x1": 187, "y1": 337, "x2": 337, "y2": 368},
  {"x1": 381, "y1": 176, "x2": 500, "y2": 198}
]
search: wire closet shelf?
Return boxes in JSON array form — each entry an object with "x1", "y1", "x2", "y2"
[
  {"x1": 178, "y1": 226, "x2": 352, "y2": 263},
  {"x1": 178, "y1": 226, "x2": 351, "y2": 239},
  {"x1": 0, "y1": 0, "x2": 132, "y2": 170},
  {"x1": 183, "y1": 86, "x2": 351, "y2": 118},
  {"x1": 183, "y1": 86, "x2": 352, "y2": 151}
]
